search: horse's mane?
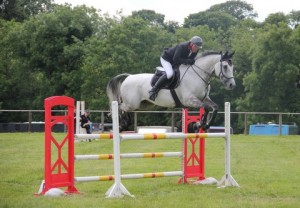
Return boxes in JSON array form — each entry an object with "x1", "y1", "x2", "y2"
[{"x1": 198, "y1": 51, "x2": 221, "y2": 58}]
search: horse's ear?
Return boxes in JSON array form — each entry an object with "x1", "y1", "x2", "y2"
[
  {"x1": 222, "y1": 51, "x2": 228, "y2": 59},
  {"x1": 228, "y1": 51, "x2": 235, "y2": 58}
]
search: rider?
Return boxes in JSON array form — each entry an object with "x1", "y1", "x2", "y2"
[{"x1": 149, "y1": 36, "x2": 203, "y2": 101}]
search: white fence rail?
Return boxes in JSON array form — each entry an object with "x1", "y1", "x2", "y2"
[{"x1": 0, "y1": 109, "x2": 299, "y2": 135}]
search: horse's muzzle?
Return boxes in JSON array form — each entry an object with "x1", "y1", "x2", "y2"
[{"x1": 225, "y1": 79, "x2": 236, "y2": 90}]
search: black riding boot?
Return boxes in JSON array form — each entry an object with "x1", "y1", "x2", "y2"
[{"x1": 149, "y1": 73, "x2": 168, "y2": 101}]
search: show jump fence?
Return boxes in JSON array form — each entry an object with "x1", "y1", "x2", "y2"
[{"x1": 37, "y1": 96, "x2": 239, "y2": 198}]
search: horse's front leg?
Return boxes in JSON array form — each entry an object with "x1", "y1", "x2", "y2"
[
  {"x1": 185, "y1": 96, "x2": 210, "y2": 130},
  {"x1": 185, "y1": 95, "x2": 219, "y2": 130},
  {"x1": 203, "y1": 97, "x2": 219, "y2": 129}
]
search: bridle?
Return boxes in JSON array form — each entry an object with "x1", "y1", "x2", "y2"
[
  {"x1": 181, "y1": 57, "x2": 234, "y2": 86},
  {"x1": 217, "y1": 59, "x2": 234, "y2": 81},
  {"x1": 178, "y1": 55, "x2": 234, "y2": 101}
]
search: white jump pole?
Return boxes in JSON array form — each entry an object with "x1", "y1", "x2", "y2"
[
  {"x1": 218, "y1": 102, "x2": 239, "y2": 187},
  {"x1": 75, "y1": 133, "x2": 113, "y2": 141},
  {"x1": 105, "y1": 101, "x2": 134, "y2": 198},
  {"x1": 80, "y1": 101, "x2": 85, "y2": 134},
  {"x1": 75, "y1": 101, "x2": 86, "y2": 134},
  {"x1": 75, "y1": 101, "x2": 80, "y2": 134},
  {"x1": 75, "y1": 152, "x2": 182, "y2": 160},
  {"x1": 75, "y1": 171, "x2": 183, "y2": 182},
  {"x1": 120, "y1": 132, "x2": 225, "y2": 140},
  {"x1": 75, "y1": 132, "x2": 225, "y2": 141}
]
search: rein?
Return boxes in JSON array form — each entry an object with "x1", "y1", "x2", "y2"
[
  {"x1": 179, "y1": 64, "x2": 212, "y2": 102},
  {"x1": 178, "y1": 55, "x2": 234, "y2": 102},
  {"x1": 190, "y1": 65, "x2": 214, "y2": 86},
  {"x1": 190, "y1": 58, "x2": 234, "y2": 84},
  {"x1": 180, "y1": 57, "x2": 213, "y2": 85}
]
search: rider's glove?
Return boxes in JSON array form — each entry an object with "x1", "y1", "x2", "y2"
[{"x1": 185, "y1": 59, "x2": 195, "y2": 65}]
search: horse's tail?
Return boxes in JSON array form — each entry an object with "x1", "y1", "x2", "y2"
[
  {"x1": 106, "y1": 73, "x2": 130, "y2": 105},
  {"x1": 107, "y1": 73, "x2": 132, "y2": 131}
]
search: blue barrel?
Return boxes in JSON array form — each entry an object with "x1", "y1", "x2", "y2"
[{"x1": 249, "y1": 124, "x2": 298, "y2": 135}]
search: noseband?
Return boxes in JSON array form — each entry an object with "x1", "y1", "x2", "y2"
[{"x1": 217, "y1": 59, "x2": 234, "y2": 81}]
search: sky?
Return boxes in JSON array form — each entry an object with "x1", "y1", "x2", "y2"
[{"x1": 54, "y1": 0, "x2": 300, "y2": 23}]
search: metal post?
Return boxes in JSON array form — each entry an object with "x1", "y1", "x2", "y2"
[
  {"x1": 134, "y1": 112, "x2": 137, "y2": 132},
  {"x1": 101, "y1": 112, "x2": 104, "y2": 133},
  {"x1": 279, "y1": 114, "x2": 282, "y2": 136},
  {"x1": 28, "y1": 111, "x2": 32, "y2": 133},
  {"x1": 171, "y1": 112, "x2": 175, "y2": 132},
  {"x1": 244, "y1": 113, "x2": 248, "y2": 135}
]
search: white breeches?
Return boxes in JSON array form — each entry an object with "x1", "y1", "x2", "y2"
[{"x1": 160, "y1": 57, "x2": 174, "y2": 79}]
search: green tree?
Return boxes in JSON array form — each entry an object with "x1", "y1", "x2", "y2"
[
  {"x1": 0, "y1": 20, "x2": 19, "y2": 107},
  {"x1": 184, "y1": 0, "x2": 257, "y2": 30},
  {"x1": 164, "y1": 20, "x2": 180, "y2": 33},
  {"x1": 131, "y1": 9, "x2": 180, "y2": 33},
  {"x1": 224, "y1": 19, "x2": 261, "y2": 131},
  {"x1": 288, "y1": 10, "x2": 300, "y2": 28},
  {"x1": 229, "y1": 18, "x2": 260, "y2": 101},
  {"x1": 184, "y1": 11, "x2": 237, "y2": 31},
  {"x1": 263, "y1": 12, "x2": 288, "y2": 26},
  {"x1": 1, "y1": 5, "x2": 100, "y2": 112},
  {"x1": 175, "y1": 25, "x2": 220, "y2": 50},
  {"x1": 131, "y1": 9, "x2": 165, "y2": 27},
  {"x1": 0, "y1": 0, "x2": 53, "y2": 21},
  {"x1": 81, "y1": 16, "x2": 172, "y2": 110},
  {"x1": 237, "y1": 23, "x2": 300, "y2": 113},
  {"x1": 208, "y1": 0, "x2": 257, "y2": 20}
]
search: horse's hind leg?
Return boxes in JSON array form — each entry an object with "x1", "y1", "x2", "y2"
[
  {"x1": 119, "y1": 98, "x2": 141, "y2": 112},
  {"x1": 118, "y1": 98, "x2": 141, "y2": 131},
  {"x1": 119, "y1": 111, "x2": 132, "y2": 131},
  {"x1": 119, "y1": 103, "x2": 133, "y2": 112}
]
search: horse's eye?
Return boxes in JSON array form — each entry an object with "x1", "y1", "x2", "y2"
[
  {"x1": 228, "y1": 60, "x2": 232, "y2": 66},
  {"x1": 223, "y1": 65, "x2": 228, "y2": 70}
]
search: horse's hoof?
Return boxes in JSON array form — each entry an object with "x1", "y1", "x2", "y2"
[{"x1": 201, "y1": 124, "x2": 210, "y2": 131}]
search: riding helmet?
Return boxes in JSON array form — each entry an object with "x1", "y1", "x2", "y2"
[{"x1": 190, "y1": 36, "x2": 203, "y2": 48}]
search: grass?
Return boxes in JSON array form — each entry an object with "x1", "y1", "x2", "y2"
[{"x1": 0, "y1": 133, "x2": 300, "y2": 208}]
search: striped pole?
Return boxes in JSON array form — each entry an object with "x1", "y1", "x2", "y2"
[
  {"x1": 121, "y1": 171, "x2": 182, "y2": 179},
  {"x1": 75, "y1": 175, "x2": 115, "y2": 182},
  {"x1": 75, "y1": 171, "x2": 183, "y2": 182},
  {"x1": 75, "y1": 132, "x2": 225, "y2": 141},
  {"x1": 120, "y1": 132, "x2": 225, "y2": 141},
  {"x1": 75, "y1": 152, "x2": 182, "y2": 160},
  {"x1": 75, "y1": 133, "x2": 113, "y2": 140}
]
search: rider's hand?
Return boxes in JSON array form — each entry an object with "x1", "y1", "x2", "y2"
[{"x1": 185, "y1": 59, "x2": 195, "y2": 65}]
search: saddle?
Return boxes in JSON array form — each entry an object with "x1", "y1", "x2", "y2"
[
  {"x1": 150, "y1": 67, "x2": 184, "y2": 108},
  {"x1": 150, "y1": 67, "x2": 180, "y2": 89}
]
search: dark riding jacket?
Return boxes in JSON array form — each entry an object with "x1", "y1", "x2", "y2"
[
  {"x1": 161, "y1": 41, "x2": 198, "y2": 68},
  {"x1": 80, "y1": 114, "x2": 90, "y2": 128}
]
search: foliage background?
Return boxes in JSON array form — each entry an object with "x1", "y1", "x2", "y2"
[{"x1": 1, "y1": 0, "x2": 300, "y2": 132}]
